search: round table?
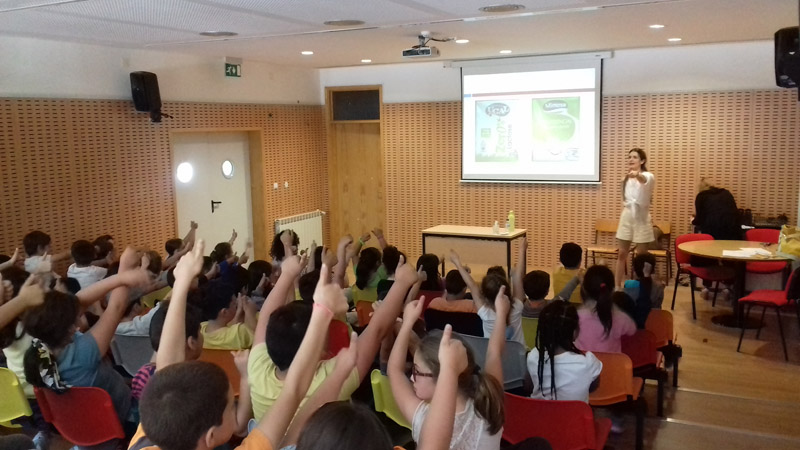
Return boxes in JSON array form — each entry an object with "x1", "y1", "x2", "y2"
[{"x1": 677, "y1": 240, "x2": 792, "y2": 328}]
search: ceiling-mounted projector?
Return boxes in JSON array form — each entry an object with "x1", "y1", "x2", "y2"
[{"x1": 402, "y1": 46, "x2": 440, "y2": 58}]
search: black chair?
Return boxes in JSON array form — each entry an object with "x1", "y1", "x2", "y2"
[{"x1": 423, "y1": 309, "x2": 483, "y2": 337}]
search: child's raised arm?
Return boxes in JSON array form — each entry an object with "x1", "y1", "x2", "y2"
[
  {"x1": 449, "y1": 250, "x2": 484, "y2": 308},
  {"x1": 253, "y1": 254, "x2": 306, "y2": 346},
  {"x1": 485, "y1": 286, "x2": 509, "y2": 385},
  {"x1": 0, "y1": 248, "x2": 20, "y2": 271},
  {"x1": 512, "y1": 238, "x2": 527, "y2": 301},
  {"x1": 333, "y1": 235, "x2": 353, "y2": 288},
  {"x1": 387, "y1": 298, "x2": 426, "y2": 422},
  {"x1": 156, "y1": 240, "x2": 205, "y2": 371},
  {"x1": 372, "y1": 228, "x2": 388, "y2": 250},
  {"x1": 232, "y1": 349, "x2": 253, "y2": 436},
  {"x1": 0, "y1": 274, "x2": 44, "y2": 329},
  {"x1": 347, "y1": 232, "x2": 370, "y2": 268},
  {"x1": 239, "y1": 240, "x2": 253, "y2": 266}
]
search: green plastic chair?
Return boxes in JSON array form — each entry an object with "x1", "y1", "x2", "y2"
[
  {"x1": 370, "y1": 369, "x2": 411, "y2": 429},
  {"x1": 141, "y1": 286, "x2": 171, "y2": 309},
  {"x1": 0, "y1": 368, "x2": 33, "y2": 428},
  {"x1": 521, "y1": 317, "x2": 539, "y2": 351}
]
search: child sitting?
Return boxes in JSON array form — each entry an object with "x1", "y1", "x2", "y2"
[
  {"x1": 210, "y1": 235, "x2": 252, "y2": 280},
  {"x1": 527, "y1": 300, "x2": 602, "y2": 402},
  {"x1": 376, "y1": 245, "x2": 402, "y2": 300},
  {"x1": 512, "y1": 238, "x2": 581, "y2": 318},
  {"x1": 162, "y1": 220, "x2": 198, "y2": 271},
  {"x1": 350, "y1": 241, "x2": 384, "y2": 304},
  {"x1": 427, "y1": 270, "x2": 477, "y2": 313},
  {"x1": 552, "y1": 242, "x2": 583, "y2": 304},
  {"x1": 199, "y1": 281, "x2": 256, "y2": 350},
  {"x1": 417, "y1": 253, "x2": 444, "y2": 293},
  {"x1": 576, "y1": 265, "x2": 636, "y2": 353},
  {"x1": 624, "y1": 253, "x2": 665, "y2": 328},
  {"x1": 22, "y1": 230, "x2": 70, "y2": 284},
  {"x1": 247, "y1": 260, "x2": 273, "y2": 307},
  {"x1": 67, "y1": 239, "x2": 108, "y2": 289}
]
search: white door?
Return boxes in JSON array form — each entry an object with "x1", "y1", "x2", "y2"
[{"x1": 172, "y1": 132, "x2": 253, "y2": 258}]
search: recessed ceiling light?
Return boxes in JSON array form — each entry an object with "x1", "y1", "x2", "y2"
[
  {"x1": 301, "y1": 51, "x2": 314, "y2": 55},
  {"x1": 455, "y1": 39, "x2": 470, "y2": 44},
  {"x1": 479, "y1": 4, "x2": 525, "y2": 13},
  {"x1": 667, "y1": 38, "x2": 682, "y2": 42},
  {"x1": 199, "y1": 30, "x2": 238, "y2": 37},
  {"x1": 323, "y1": 19, "x2": 365, "y2": 26},
  {"x1": 499, "y1": 49, "x2": 512, "y2": 54},
  {"x1": 649, "y1": 24, "x2": 665, "y2": 29},
  {"x1": 361, "y1": 59, "x2": 372, "y2": 63}
]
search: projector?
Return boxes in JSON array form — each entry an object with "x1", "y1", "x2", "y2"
[{"x1": 402, "y1": 46, "x2": 440, "y2": 58}]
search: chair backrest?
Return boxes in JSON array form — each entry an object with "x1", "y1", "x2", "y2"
[
  {"x1": 745, "y1": 228, "x2": 780, "y2": 244},
  {"x1": 424, "y1": 309, "x2": 483, "y2": 337},
  {"x1": 110, "y1": 334, "x2": 154, "y2": 377},
  {"x1": 355, "y1": 301, "x2": 374, "y2": 327},
  {"x1": 594, "y1": 219, "x2": 619, "y2": 243},
  {"x1": 674, "y1": 233, "x2": 714, "y2": 265},
  {"x1": 370, "y1": 369, "x2": 411, "y2": 429},
  {"x1": 417, "y1": 290, "x2": 444, "y2": 311},
  {"x1": 34, "y1": 386, "x2": 124, "y2": 446},
  {"x1": 198, "y1": 349, "x2": 240, "y2": 396},
  {"x1": 326, "y1": 319, "x2": 351, "y2": 359},
  {"x1": 653, "y1": 221, "x2": 672, "y2": 249},
  {"x1": 621, "y1": 329, "x2": 659, "y2": 369},
  {"x1": 0, "y1": 368, "x2": 33, "y2": 427},
  {"x1": 782, "y1": 268, "x2": 798, "y2": 297},
  {"x1": 588, "y1": 352, "x2": 635, "y2": 405},
  {"x1": 520, "y1": 317, "x2": 538, "y2": 351},
  {"x1": 503, "y1": 393, "x2": 601, "y2": 449},
  {"x1": 644, "y1": 309, "x2": 674, "y2": 348},
  {"x1": 456, "y1": 333, "x2": 527, "y2": 390},
  {"x1": 141, "y1": 286, "x2": 172, "y2": 309}
]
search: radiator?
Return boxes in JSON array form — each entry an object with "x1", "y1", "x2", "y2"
[{"x1": 274, "y1": 210, "x2": 325, "y2": 249}]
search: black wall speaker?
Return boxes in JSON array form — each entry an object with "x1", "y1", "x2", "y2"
[
  {"x1": 775, "y1": 27, "x2": 800, "y2": 88},
  {"x1": 130, "y1": 71, "x2": 162, "y2": 112}
]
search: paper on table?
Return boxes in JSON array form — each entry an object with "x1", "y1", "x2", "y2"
[
  {"x1": 740, "y1": 247, "x2": 773, "y2": 256},
  {"x1": 722, "y1": 248, "x2": 774, "y2": 257}
]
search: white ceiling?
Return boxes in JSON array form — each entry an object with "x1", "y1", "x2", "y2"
[{"x1": 0, "y1": 0, "x2": 797, "y2": 68}]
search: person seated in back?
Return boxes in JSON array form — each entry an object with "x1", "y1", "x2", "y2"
[
  {"x1": 527, "y1": 300, "x2": 602, "y2": 403},
  {"x1": 93, "y1": 234, "x2": 115, "y2": 266},
  {"x1": 623, "y1": 253, "x2": 665, "y2": 328},
  {"x1": 512, "y1": 238, "x2": 581, "y2": 319},
  {"x1": 67, "y1": 239, "x2": 108, "y2": 290},
  {"x1": 247, "y1": 260, "x2": 273, "y2": 308},
  {"x1": 348, "y1": 230, "x2": 390, "y2": 304},
  {"x1": 199, "y1": 281, "x2": 256, "y2": 350},
  {"x1": 552, "y1": 242, "x2": 583, "y2": 304},
  {"x1": 427, "y1": 270, "x2": 477, "y2": 313},
  {"x1": 376, "y1": 245, "x2": 403, "y2": 300},
  {"x1": 575, "y1": 265, "x2": 636, "y2": 353},
  {"x1": 161, "y1": 221, "x2": 198, "y2": 271},
  {"x1": 22, "y1": 230, "x2": 70, "y2": 284}
]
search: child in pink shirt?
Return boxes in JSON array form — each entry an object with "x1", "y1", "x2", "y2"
[{"x1": 576, "y1": 265, "x2": 636, "y2": 353}]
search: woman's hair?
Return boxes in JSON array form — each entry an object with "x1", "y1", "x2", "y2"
[
  {"x1": 0, "y1": 267, "x2": 30, "y2": 348},
  {"x1": 209, "y1": 242, "x2": 233, "y2": 264},
  {"x1": 296, "y1": 401, "x2": 393, "y2": 450},
  {"x1": 581, "y1": 265, "x2": 615, "y2": 337},
  {"x1": 416, "y1": 254, "x2": 441, "y2": 291},
  {"x1": 355, "y1": 247, "x2": 381, "y2": 290},
  {"x1": 535, "y1": 300, "x2": 582, "y2": 400},
  {"x1": 247, "y1": 260, "x2": 272, "y2": 294},
  {"x1": 22, "y1": 291, "x2": 81, "y2": 387},
  {"x1": 622, "y1": 147, "x2": 649, "y2": 199},
  {"x1": 416, "y1": 330, "x2": 504, "y2": 434},
  {"x1": 269, "y1": 230, "x2": 299, "y2": 261}
]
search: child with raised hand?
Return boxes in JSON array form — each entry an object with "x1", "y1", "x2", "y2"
[
  {"x1": 134, "y1": 239, "x2": 349, "y2": 450},
  {"x1": 527, "y1": 300, "x2": 602, "y2": 403},
  {"x1": 552, "y1": 243, "x2": 583, "y2": 304},
  {"x1": 388, "y1": 285, "x2": 509, "y2": 450},
  {"x1": 348, "y1": 230, "x2": 387, "y2": 304},
  {"x1": 199, "y1": 282, "x2": 257, "y2": 350},
  {"x1": 450, "y1": 249, "x2": 525, "y2": 346},
  {"x1": 512, "y1": 238, "x2": 581, "y2": 319},
  {"x1": 270, "y1": 229, "x2": 299, "y2": 271},
  {"x1": 575, "y1": 265, "x2": 636, "y2": 353},
  {"x1": 162, "y1": 221, "x2": 198, "y2": 270},
  {"x1": 67, "y1": 239, "x2": 108, "y2": 290},
  {"x1": 623, "y1": 253, "x2": 665, "y2": 328},
  {"x1": 0, "y1": 248, "x2": 22, "y2": 271}
]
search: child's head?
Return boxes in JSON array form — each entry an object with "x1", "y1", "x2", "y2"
[
  {"x1": 355, "y1": 247, "x2": 381, "y2": 290},
  {"x1": 70, "y1": 240, "x2": 96, "y2": 267},
  {"x1": 381, "y1": 246, "x2": 402, "y2": 276},
  {"x1": 416, "y1": 254, "x2": 441, "y2": 291},
  {"x1": 444, "y1": 269, "x2": 467, "y2": 297},
  {"x1": 559, "y1": 243, "x2": 583, "y2": 269},
  {"x1": 200, "y1": 281, "x2": 238, "y2": 323},
  {"x1": 632, "y1": 253, "x2": 657, "y2": 279},
  {"x1": 22, "y1": 291, "x2": 80, "y2": 388},
  {"x1": 298, "y1": 271, "x2": 320, "y2": 303},
  {"x1": 413, "y1": 330, "x2": 504, "y2": 434},
  {"x1": 140, "y1": 361, "x2": 235, "y2": 450},
  {"x1": 145, "y1": 250, "x2": 163, "y2": 276},
  {"x1": 486, "y1": 266, "x2": 507, "y2": 280},
  {"x1": 270, "y1": 230, "x2": 299, "y2": 261},
  {"x1": 0, "y1": 266, "x2": 31, "y2": 348},
  {"x1": 581, "y1": 265, "x2": 615, "y2": 336},
  {"x1": 480, "y1": 274, "x2": 510, "y2": 309},
  {"x1": 535, "y1": 300, "x2": 582, "y2": 400},
  {"x1": 149, "y1": 301, "x2": 204, "y2": 360},
  {"x1": 164, "y1": 238, "x2": 184, "y2": 257},
  {"x1": 210, "y1": 242, "x2": 234, "y2": 264},
  {"x1": 93, "y1": 235, "x2": 114, "y2": 260},
  {"x1": 266, "y1": 302, "x2": 312, "y2": 371},
  {"x1": 296, "y1": 401, "x2": 393, "y2": 450},
  {"x1": 247, "y1": 260, "x2": 272, "y2": 295},
  {"x1": 523, "y1": 270, "x2": 550, "y2": 301},
  {"x1": 23, "y1": 231, "x2": 51, "y2": 256}
]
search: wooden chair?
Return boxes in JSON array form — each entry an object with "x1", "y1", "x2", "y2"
[
  {"x1": 198, "y1": 349, "x2": 241, "y2": 396},
  {"x1": 34, "y1": 386, "x2": 125, "y2": 447},
  {"x1": 645, "y1": 310, "x2": 682, "y2": 387},
  {"x1": 585, "y1": 219, "x2": 619, "y2": 267},
  {"x1": 737, "y1": 268, "x2": 800, "y2": 361},
  {"x1": 0, "y1": 368, "x2": 32, "y2": 428},
  {"x1": 503, "y1": 393, "x2": 611, "y2": 450},
  {"x1": 370, "y1": 369, "x2": 411, "y2": 429},
  {"x1": 589, "y1": 352, "x2": 646, "y2": 450},
  {"x1": 650, "y1": 221, "x2": 673, "y2": 283}
]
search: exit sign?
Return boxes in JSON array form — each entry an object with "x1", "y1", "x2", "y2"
[{"x1": 225, "y1": 63, "x2": 241, "y2": 77}]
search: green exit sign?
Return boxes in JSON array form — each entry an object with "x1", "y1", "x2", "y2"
[{"x1": 225, "y1": 63, "x2": 241, "y2": 77}]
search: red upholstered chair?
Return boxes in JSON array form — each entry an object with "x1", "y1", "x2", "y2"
[
  {"x1": 34, "y1": 387, "x2": 125, "y2": 447},
  {"x1": 503, "y1": 393, "x2": 611, "y2": 450},
  {"x1": 737, "y1": 268, "x2": 800, "y2": 361},
  {"x1": 671, "y1": 234, "x2": 736, "y2": 319},
  {"x1": 745, "y1": 229, "x2": 787, "y2": 275}
]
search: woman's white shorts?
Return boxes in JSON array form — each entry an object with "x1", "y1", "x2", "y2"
[{"x1": 616, "y1": 207, "x2": 655, "y2": 244}]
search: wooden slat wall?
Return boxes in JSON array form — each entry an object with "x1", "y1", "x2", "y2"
[
  {"x1": 382, "y1": 90, "x2": 800, "y2": 271},
  {"x1": 0, "y1": 99, "x2": 329, "y2": 264}
]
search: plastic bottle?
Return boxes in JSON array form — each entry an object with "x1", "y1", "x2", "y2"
[
  {"x1": 508, "y1": 210, "x2": 515, "y2": 232},
  {"x1": 493, "y1": 220, "x2": 499, "y2": 235},
  {"x1": 505, "y1": 219, "x2": 511, "y2": 231}
]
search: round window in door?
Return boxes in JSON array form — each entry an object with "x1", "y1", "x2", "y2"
[
  {"x1": 221, "y1": 160, "x2": 234, "y2": 179},
  {"x1": 176, "y1": 162, "x2": 194, "y2": 183}
]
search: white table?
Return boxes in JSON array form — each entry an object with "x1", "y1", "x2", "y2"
[{"x1": 421, "y1": 225, "x2": 527, "y2": 275}]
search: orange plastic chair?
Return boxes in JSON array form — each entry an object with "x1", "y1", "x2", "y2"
[
  {"x1": 198, "y1": 349, "x2": 241, "y2": 396},
  {"x1": 589, "y1": 352, "x2": 646, "y2": 450},
  {"x1": 503, "y1": 393, "x2": 611, "y2": 450},
  {"x1": 34, "y1": 386, "x2": 125, "y2": 447},
  {"x1": 355, "y1": 301, "x2": 374, "y2": 327},
  {"x1": 745, "y1": 229, "x2": 787, "y2": 275},
  {"x1": 0, "y1": 368, "x2": 32, "y2": 428},
  {"x1": 622, "y1": 330, "x2": 667, "y2": 416},
  {"x1": 645, "y1": 309, "x2": 682, "y2": 387}
]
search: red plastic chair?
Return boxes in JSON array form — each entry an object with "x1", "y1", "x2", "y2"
[
  {"x1": 622, "y1": 329, "x2": 667, "y2": 416},
  {"x1": 745, "y1": 229, "x2": 787, "y2": 275},
  {"x1": 417, "y1": 289, "x2": 444, "y2": 311},
  {"x1": 503, "y1": 393, "x2": 611, "y2": 450},
  {"x1": 34, "y1": 387, "x2": 125, "y2": 447},
  {"x1": 671, "y1": 234, "x2": 736, "y2": 319},
  {"x1": 737, "y1": 268, "x2": 800, "y2": 361},
  {"x1": 326, "y1": 319, "x2": 351, "y2": 359}
]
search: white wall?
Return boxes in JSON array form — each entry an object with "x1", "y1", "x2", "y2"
[
  {"x1": 319, "y1": 40, "x2": 780, "y2": 102},
  {"x1": 0, "y1": 36, "x2": 321, "y2": 104}
]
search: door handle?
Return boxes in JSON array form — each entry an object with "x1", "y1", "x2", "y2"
[{"x1": 211, "y1": 200, "x2": 222, "y2": 213}]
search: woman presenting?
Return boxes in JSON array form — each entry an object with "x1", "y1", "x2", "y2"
[{"x1": 615, "y1": 148, "x2": 655, "y2": 288}]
